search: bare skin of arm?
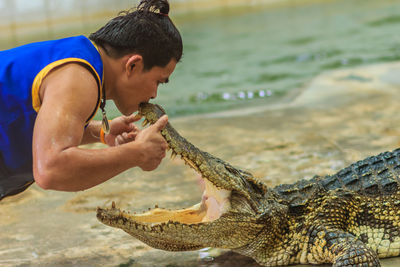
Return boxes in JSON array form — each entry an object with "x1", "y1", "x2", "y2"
[{"x1": 32, "y1": 63, "x2": 168, "y2": 191}]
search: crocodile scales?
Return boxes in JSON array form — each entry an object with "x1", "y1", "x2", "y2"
[{"x1": 97, "y1": 103, "x2": 400, "y2": 267}]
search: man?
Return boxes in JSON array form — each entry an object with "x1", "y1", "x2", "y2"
[{"x1": 0, "y1": 0, "x2": 182, "y2": 199}]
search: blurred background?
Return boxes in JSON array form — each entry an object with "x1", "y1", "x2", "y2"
[
  {"x1": 1, "y1": 0, "x2": 400, "y2": 118},
  {"x1": 2, "y1": 2, "x2": 400, "y2": 266}
]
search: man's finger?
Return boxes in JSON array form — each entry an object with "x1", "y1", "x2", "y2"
[
  {"x1": 127, "y1": 132, "x2": 137, "y2": 139},
  {"x1": 151, "y1": 115, "x2": 168, "y2": 132},
  {"x1": 122, "y1": 114, "x2": 142, "y2": 126},
  {"x1": 128, "y1": 123, "x2": 139, "y2": 131},
  {"x1": 127, "y1": 113, "x2": 142, "y2": 123},
  {"x1": 115, "y1": 135, "x2": 124, "y2": 146},
  {"x1": 115, "y1": 137, "x2": 120, "y2": 146}
]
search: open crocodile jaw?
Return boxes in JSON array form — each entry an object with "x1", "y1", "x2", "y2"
[
  {"x1": 97, "y1": 176, "x2": 230, "y2": 225},
  {"x1": 96, "y1": 103, "x2": 255, "y2": 250},
  {"x1": 97, "y1": 173, "x2": 231, "y2": 223}
]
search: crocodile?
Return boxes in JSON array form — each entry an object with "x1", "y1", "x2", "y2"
[{"x1": 97, "y1": 103, "x2": 400, "y2": 267}]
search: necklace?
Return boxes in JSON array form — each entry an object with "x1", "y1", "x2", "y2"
[{"x1": 100, "y1": 85, "x2": 110, "y2": 134}]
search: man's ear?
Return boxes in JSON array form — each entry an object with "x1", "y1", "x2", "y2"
[{"x1": 125, "y1": 55, "x2": 143, "y2": 76}]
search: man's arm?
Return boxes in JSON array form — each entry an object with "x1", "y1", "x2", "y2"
[
  {"x1": 32, "y1": 63, "x2": 167, "y2": 191},
  {"x1": 81, "y1": 120, "x2": 102, "y2": 145}
]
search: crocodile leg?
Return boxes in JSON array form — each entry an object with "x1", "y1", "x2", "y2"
[
  {"x1": 234, "y1": 224, "x2": 380, "y2": 266},
  {"x1": 302, "y1": 225, "x2": 380, "y2": 267}
]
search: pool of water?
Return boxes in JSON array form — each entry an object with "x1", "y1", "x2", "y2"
[
  {"x1": 141, "y1": 0, "x2": 400, "y2": 117},
  {"x1": 2, "y1": 0, "x2": 399, "y2": 118},
  {"x1": 2, "y1": 1, "x2": 400, "y2": 265}
]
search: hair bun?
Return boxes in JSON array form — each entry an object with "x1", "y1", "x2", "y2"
[{"x1": 137, "y1": 0, "x2": 170, "y2": 15}]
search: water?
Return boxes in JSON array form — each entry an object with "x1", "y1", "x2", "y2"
[
  {"x1": 3, "y1": 2, "x2": 400, "y2": 265},
  {"x1": 1, "y1": 0, "x2": 400, "y2": 118},
  {"x1": 145, "y1": 0, "x2": 400, "y2": 117}
]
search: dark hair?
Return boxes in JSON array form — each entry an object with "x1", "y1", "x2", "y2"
[{"x1": 89, "y1": 0, "x2": 183, "y2": 70}]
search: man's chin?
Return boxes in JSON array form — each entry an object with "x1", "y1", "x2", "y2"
[{"x1": 125, "y1": 109, "x2": 138, "y2": 116}]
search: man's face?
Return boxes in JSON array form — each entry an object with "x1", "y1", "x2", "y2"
[{"x1": 114, "y1": 58, "x2": 177, "y2": 115}]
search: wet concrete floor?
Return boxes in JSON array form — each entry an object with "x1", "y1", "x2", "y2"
[{"x1": 2, "y1": 62, "x2": 400, "y2": 266}]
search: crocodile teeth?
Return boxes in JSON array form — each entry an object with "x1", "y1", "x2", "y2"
[
  {"x1": 171, "y1": 151, "x2": 177, "y2": 160},
  {"x1": 182, "y1": 156, "x2": 199, "y2": 172},
  {"x1": 112, "y1": 201, "x2": 116, "y2": 208},
  {"x1": 142, "y1": 119, "x2": 149, "y2": 127}
]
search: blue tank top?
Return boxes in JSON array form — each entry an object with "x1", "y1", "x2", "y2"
[{"x1": 0, "y1": 35, "x2": 103, "y2": 175}]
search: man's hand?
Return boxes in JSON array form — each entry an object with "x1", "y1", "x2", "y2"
[
  {"x1": 134, "y1": 115, "x2": 169, "y2": 171},
  {"x1": 104, "y1": 114, "x2": 141, "y2": 146}
]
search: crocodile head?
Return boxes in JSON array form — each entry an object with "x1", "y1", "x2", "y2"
[{"x1": 97, "y1": 103, "x2": 287, "y2": 252}]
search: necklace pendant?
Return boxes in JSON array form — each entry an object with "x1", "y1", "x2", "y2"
[{"x1": 102, "y1": 111, "x2": 110, "y2": 134}]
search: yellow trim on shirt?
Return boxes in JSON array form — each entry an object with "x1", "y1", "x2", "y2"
[
  {"x1": 31, "y1": 58, "x2": 103, "y2": 123},
  {"x1": 90, "y1": 41, "x2": 105, "y2": 94}
]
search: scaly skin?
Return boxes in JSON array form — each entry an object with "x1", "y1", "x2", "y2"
[{"x1": 97, "y1": 103, "x2": 400, "y2": 267}]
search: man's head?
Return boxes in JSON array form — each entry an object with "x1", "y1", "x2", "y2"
[
  {"x1": 89, "y1": 0, "x2": 182, "y2": 115},
  {"x1": 90, "y1": 0, "x2": 182, "y2": 71}
]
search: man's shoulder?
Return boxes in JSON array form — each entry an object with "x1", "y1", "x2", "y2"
[
  {"x1": 37, "y1": 61, "x2": 101, "y2": 126},
  {"x1": 43, "y1": 62, "x2": 99, "y2": 97}
]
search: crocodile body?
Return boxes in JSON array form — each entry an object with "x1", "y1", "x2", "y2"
[{"x1": 97, "y1": 103, "x2": 400, "y2": 267}]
